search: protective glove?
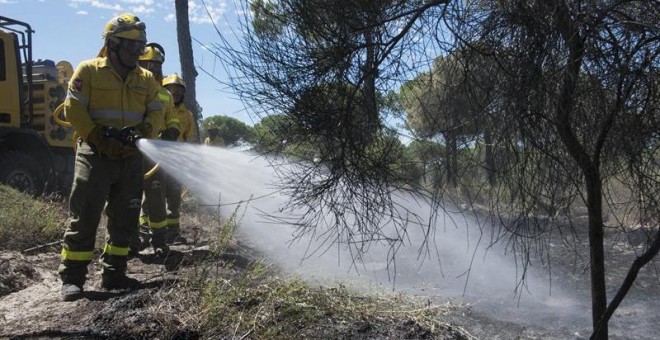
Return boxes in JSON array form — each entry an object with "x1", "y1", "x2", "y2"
[
  {"x1": 136, "y1": 122, "x2": 153, "y2": 138},
  {"x1": 160, "y1": 127, "x2": 180, "y2": 141},
  {"x1": 86, "y1": 126, "x2": 125, "y2": 159},
  {"x1": 120, "y1": 126, "x2": 143, "y2": 147}
]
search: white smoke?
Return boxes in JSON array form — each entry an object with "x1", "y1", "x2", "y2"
[{"x1": 138, "y1": 139, "x2": 593, "y2": 333}]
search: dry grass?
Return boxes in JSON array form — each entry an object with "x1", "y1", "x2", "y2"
[
  {"x1": 0, "y1": 190, "x2": 475, "y2": 339},
  {"x1": 197, "y1": 264, "x2": 468, "y2": 339},
  {"x1": 0, "y1": 185, "x2": 67, "y2": 251},
  {"x1": 144, "y1": 201, "x2": 472, "y2": 339}
]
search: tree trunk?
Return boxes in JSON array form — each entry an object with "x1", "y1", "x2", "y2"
[
  {"x1": 585, "y1": 172, "x2": 608, "y2": 340},
  {"x1": 362, "y1": 16, "x2": 379, "y2": 142},
  {"x1": 446, "y1": 132, "x2": 457, "y2": 188},
  {"x1": 549, "y1": 1, "x2": 608, "y2": 338},
  {"x1": 595, "y1": 228, "x2": 660, "y2": 333},
  {"x1": 175, "y1": 0, "x2": 201, "y2": 142},
  {"x1": 484, "y1": 130, "x2": 496, "y2": 187}
]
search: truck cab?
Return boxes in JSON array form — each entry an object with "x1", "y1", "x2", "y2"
[{"x1": 0, "y1": 16, "x2": 75, "y2": 195}]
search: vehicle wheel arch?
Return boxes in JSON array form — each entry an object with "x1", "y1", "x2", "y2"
[{"x1": 0, "y1": 128, "x2": 57, "y2": 194}]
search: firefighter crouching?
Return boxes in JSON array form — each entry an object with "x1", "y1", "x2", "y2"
[
  {"x1": 133, "y1": 43, "x2": 180, "y2": 256},
  {"x1": 58, "y1": 13, "x2": 164, "y2": 302},
  {"x1": 162, "y1": 73, "x2": 199, "y2": 243}
]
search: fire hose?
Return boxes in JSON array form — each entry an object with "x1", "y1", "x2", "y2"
[{"x1": 54, "y1": 103, "x2": 159, "y2": 179}]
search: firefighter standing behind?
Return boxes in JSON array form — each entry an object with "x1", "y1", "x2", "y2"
[
  {"x1": 58, "y1": 13, "x2": 164, "y2": 301},
  {"x1": 162, "y1": 73, "x2": 198, "y2": 243},
  {"x1": 204, "y1": 121, "x2": 225, "y2": 146},
  {"x1": 134, "y1": 44, "x2": 180, "y2": 256}
]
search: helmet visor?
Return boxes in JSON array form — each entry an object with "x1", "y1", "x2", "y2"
[
  {"x1": 111, "y1": 21, "x2": 147, "y2": 41},
  {"x1": 112, "y1": 21, "x2": 146, "y2": 35}
]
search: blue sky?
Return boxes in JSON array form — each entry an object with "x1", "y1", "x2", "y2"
[{"x1": 1, "y1": 0, "x2": 255, "y2": 125}]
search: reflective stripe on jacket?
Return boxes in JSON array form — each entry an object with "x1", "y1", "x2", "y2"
[{"x1": 64, "y1": 57, "x2": 164, "y2": 139}]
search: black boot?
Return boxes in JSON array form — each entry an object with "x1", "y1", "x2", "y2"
[
  {"x1": 151, "y1": 229, "x2": 170, "y2": 257},
  {"x1": 165, "y1": 226, "x2": 186, "y2": 245},
  {"x1": 60, "y1": 274, "x2": 85, "y2": 301},
  {"x1": 61, "y1": 282, "x2": 84, "y2": 301},
  {"x1": 101, "y1": 272, "x2": 140, "y2": 290},
  {"x1": 129, "y1": 225, "x2": 152, "y2": 256}
]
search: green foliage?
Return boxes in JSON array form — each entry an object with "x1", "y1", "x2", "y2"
[
  {"x1": 251, "y1": 108, "x2": 420, "y2": 187},
  {"x1": 251, "y1": 114, "x2": 291, "y2": 153},
  {"x1": 0, "y1": 185, "x2": 66, "y2": 251},
  {"x1": 213, "y1": 204, "x2": 241, "y2": 255},
  {"x1": 400, "y1": 50, "x2": 501, "y2": 188},
  {"x1": 251, "y1": 0, "x2": 284, "y2": 38},
  {"x1": 406, "y1": 139, "x2": 446, "y2": 187}
]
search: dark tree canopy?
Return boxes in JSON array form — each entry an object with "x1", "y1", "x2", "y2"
[
  {"x1": 201, "y1": 115, "x2": 253, "y2": 146},
  {"x1": 205, "y1": 1, "x2": 659, "y2": 338}
]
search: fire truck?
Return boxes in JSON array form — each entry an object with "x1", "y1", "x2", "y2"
[{"x1": 0, "y1": 16, "x2": 75, "y2": 195}]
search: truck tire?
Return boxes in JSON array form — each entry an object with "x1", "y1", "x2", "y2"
[{"x1": 0, "y1": 151, "x2": 46, "y2": 195}]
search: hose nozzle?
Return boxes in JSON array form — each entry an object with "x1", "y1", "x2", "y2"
[{"x1": 103, "y1": 126, "x2": 144, "y2": 147}]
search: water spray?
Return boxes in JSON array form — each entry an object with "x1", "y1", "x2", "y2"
[{"x1": 136, "y1": 139, "x2": 660, "y2": 338}]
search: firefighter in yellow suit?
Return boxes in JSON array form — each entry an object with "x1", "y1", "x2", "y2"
[
  {"x1": 203, "y1": 121, "x2": 225, "y2": 146},
  {"x1": 59, "y1": 13, "x2": 163, "y2": 301},
  {"x1": 134, "y1": 44, "x2": 180, "y2": 256},
  {"x1": 162, "y1": 73, "x2": 198, "y2": 243}
]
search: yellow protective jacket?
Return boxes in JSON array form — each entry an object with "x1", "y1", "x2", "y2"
[
  {"x1": 64, "y1": 57, "x2": 164, "y2": 140},
  {"x1": 158, "y1": 87, "x2": 180, "y2": 134},
  {"x1": 173, "y1": 103, "x2": 198, "y2": 143}
]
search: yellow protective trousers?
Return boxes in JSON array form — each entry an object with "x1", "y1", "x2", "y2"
[{"x1": 59, "y1": 141, "x2": 143, "y2": 284}]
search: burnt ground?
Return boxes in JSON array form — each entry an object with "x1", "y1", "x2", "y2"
[
  {"x1": 434, "y1": 218, "x2": 660, "y2": 340},
  {"x1": 0, "y1": 224, "x2": 255, "y2": 339},
  {"x1": 1, "y1": 218, "x2": 659, "y2": 339}
]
